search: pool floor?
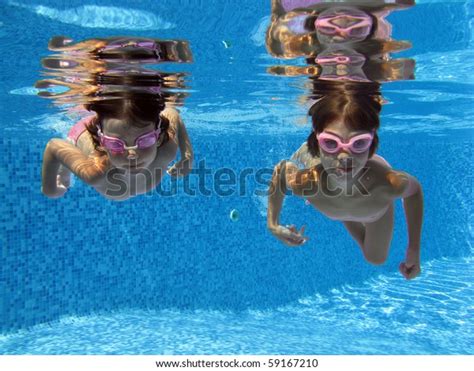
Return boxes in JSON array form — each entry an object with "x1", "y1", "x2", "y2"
[{"x1": 1, "y1": 256, "x2": 472, "y2": 355}]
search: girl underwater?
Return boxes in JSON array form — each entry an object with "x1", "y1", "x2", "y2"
[
  {"x1": 42, "y1": 96, "x2": 193, "y2": 201},
  {"x1": 267, "y1": 82, "x2": 423, "y2": 280}
]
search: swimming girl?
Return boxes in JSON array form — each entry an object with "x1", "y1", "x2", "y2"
[
  {"x1": 42, "y1": 95, "x2": 193, "y2": 201},
  {"x1": 267, "y1": 83, "x2": 423, "y2": 280}
]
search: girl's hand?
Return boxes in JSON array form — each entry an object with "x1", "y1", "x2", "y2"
[
  {"x1": 399, "y1": 247, "x2": 421, "y2": 280},
  {"x1": 167, "y1": 158, "x2": 192, "y2": 177},
  {"x1": 57, "y1": 172, "x2": 71, "y2": 188},
  {"x1": 41, "y1": 183, "x2": 67, "y2": 199},
  {"x1": 270, "y1": 224, "x2": 309, "y2": 247},
  {"x1": 41, "y1": 175, "x2": 69, "y2": 198}
]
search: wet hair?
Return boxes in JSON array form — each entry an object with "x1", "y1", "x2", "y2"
[
  {"x1": 84, "y1": 95, "x2": 170, "y2": 155},
  {"x1": 306, "y1": 80, "x2": 382, "y2": 158}
]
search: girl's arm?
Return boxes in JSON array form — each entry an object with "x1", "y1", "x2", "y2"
[
  {"x1": 42, "y1": 138, "x2": 107, "y2": 198},
  {"x1": 267, "y1": 160, "x2": 288, "y2": 231},
  {"x1": 388, "y1": 171, "x2": 424, "y2": 279},
  {"x1": 166, "y1": 110, "x2": 193, "y2": 177},
  {"x1": 267, "y1": 160, "x2": 310, "y2": 246},
  {"x1": 176, "y1": 113, "x2": 193, "y2": 167}
]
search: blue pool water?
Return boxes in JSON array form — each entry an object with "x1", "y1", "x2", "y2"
[{"x1": 1, "y1": 0, "x2": 473, "y2": 355}]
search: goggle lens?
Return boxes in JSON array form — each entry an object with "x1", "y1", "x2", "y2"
[
  {"x1": 352, "y1": 138, "x2": 372, "y2": 152},
  {"x1": 102, "y1": 138, "x2": 126, "y2": 153},
  {"x1": 136, "y1": 133, "x2": 158, "y2": 149},
  {"x1": 349, "y1": 26, "x2": 370, "y2": 37},
  {"x1": 321, "y1": 138, "x2": 339, "y2": 151}
]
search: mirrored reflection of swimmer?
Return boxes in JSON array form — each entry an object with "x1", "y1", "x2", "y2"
[
  {"x1": 266, "y1": 0, "x2": 416, "y2": 86},
  {"x1": 39, "y1": 36, "x2": 193, "y2": 201},
  {"x1": 267, "y1": 83, "x2": 424, "y2": 280},
  {"x1": 47, "y1": 35, "x2": 193, "y2": 63},
  {"x1": 266, "y1": 0, "x2": 414, "y2": 59}
]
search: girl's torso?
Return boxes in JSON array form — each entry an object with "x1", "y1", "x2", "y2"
[
  {"x1": 306, "y1": 162, "x2": 393, "y2": 223},
  {"x1": 291, "y1": 144, "x2": 395, "y2": 223}
]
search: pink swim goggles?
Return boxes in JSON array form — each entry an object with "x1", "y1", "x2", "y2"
[
  {"x1": 97, "y1": 120, "x2": 162, "y2": 154},
  {"x1": 315, "y1": 12, "x2": 373, "y2": 38},
  {"x1": 317, "y1": 131, "x2": 374, "y2": 154}
]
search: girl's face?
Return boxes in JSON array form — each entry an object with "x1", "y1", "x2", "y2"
[
  {"x1": 318, "y1": 119, "x2": 372, "y2": 179},
  {"x1": 101, "y1": 117, "x2": 159, "y2": 171}
]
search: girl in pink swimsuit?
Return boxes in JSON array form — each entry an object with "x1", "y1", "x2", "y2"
[{"x1": 42, "y1": 96, "x2": 193, "y2": 201}]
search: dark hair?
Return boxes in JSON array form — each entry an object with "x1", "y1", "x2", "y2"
[
  {"x1": 307, "y1": 81, "x2": 382, "y2": 158},
  {"x1": 84, "y1": 95, "x2": 170, "y2": 155}
]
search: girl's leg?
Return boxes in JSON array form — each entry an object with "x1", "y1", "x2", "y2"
[
  {"x1": 343, "y1": 221, "x2": 365, "y2": 249},
  {"x1": 342, "y1": 203, "x2": 394, "y2": 265},
  {"x1": 360, "y1": 204, "x2": 395, "y2": 265}
]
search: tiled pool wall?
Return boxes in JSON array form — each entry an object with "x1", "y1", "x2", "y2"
[{"x1": 1, "y1": 131, "x2": 472, "y2": 332}]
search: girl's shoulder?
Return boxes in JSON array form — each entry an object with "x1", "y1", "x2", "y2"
[
  {"x1": 367, "y1": 154, "x2": 392, "y2": 169},
  {"x1": 75, "y1": 120, "x2": 103, "y2": 158},
  {"x1": 160, "y1": 106, "x2": 182, "y2": 123},
  {"x1": 159, "y1": 107, "x2": 182, "y2": 140},
  {"x1": 367, "y1": 159, "x2": 412, "y2": 199},
  {"x1": 285, "y1": 161, "x2": 319, "y2": 197},
  {"x1": 385, "y1": 170, "x2": 414, "y2": 199},
  {"x1": 290, "y1": 142, "x2": 321, "y2": 169}
]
